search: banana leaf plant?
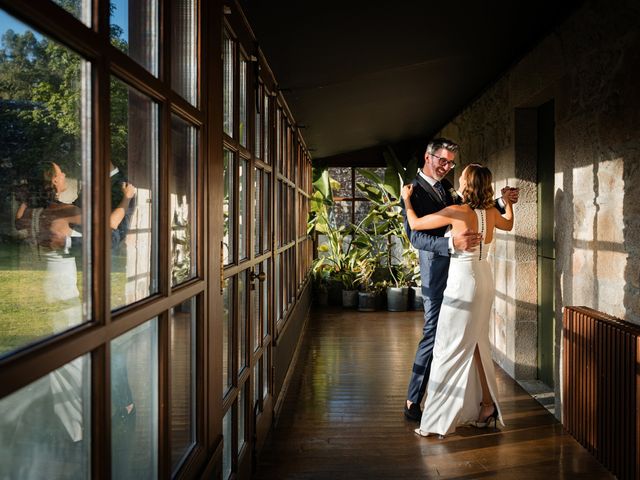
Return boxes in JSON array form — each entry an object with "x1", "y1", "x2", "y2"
[{"x1": 355, "y1": 161, "x2": 413, "y2": 288}]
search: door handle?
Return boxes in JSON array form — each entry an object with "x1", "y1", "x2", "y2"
[{"x1": 250, "y1": 271, "x2": 266, "y2": 282}]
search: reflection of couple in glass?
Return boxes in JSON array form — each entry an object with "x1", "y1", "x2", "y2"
[
  {"x1": 13, "y1": 160, "x2": 136, "y2": 444},
  {"x1": 401, "y1": 138, "x2": 516, "y2": 438}
]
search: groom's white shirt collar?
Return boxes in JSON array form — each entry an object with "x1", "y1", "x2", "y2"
[{"x1": 418, "y1": 170, "x2": 438, "y2": 186}]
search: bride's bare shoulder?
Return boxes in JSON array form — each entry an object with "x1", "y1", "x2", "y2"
[{"x1": 445, "y1": 204, "x2": 472, "y2": 219}]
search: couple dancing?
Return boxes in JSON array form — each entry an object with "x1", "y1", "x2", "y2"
[{"x1": 401, "y1": 138, "x2": 517, "y2": 438}]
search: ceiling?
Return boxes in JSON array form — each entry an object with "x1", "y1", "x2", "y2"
[{"x1": 238, "y1": 1, "x2": 582, "y2": 162}]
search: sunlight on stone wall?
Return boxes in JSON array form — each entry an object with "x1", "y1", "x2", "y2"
[
  {"x1": 595, "y1": 158, "x2": 626, "y2": 319},
  {"x1": 570, "y1": 159, "x2": 627, "y2": 320}
]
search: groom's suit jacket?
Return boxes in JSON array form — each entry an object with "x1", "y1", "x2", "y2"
[
  {"x1": 402, "y1": 174, "x2": 458, "y2": 301},
  {"x1": 402, "y1": 175, "x2": 459, "y2": 260}
]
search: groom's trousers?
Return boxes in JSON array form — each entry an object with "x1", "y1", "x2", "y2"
[{"x1": 406, "y1": 252, "x2": 450, "y2": 405}]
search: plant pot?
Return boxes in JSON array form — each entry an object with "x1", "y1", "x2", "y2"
[
  {"x1": 386, "y1": 286, "x2": 409, "y2": 312},
  {"x1": 342, "y1": 289, "x2": 358, "y2": 308},
  {"x1": 410, "y1": 286, "x2": 424, "y2": 311},
  {"x1": 358, "y1": 291, "x2": 378, "y2": 312},
  {"x1": 315, "y1": 291, "x2": 328, "y2": 306},
  {"x1": 327, "y1": 279, "x2": 343, "y2": 306}
]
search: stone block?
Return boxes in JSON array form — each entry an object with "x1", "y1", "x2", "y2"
[
  {"x1": 596, "y1": 249, "x2": 628, "y2": 281},
  {"x1": 573, "y1": 198, "x2": 596, "y2": 241},
  {"x1": 514, "y1": 320, "x2": 537, "y2": 380}
]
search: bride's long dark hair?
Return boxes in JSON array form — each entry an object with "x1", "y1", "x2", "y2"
[{"x1": 461, "y1": 164, "x2": 494, "y2": 209}]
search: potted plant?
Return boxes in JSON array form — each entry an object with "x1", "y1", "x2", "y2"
[
  {"x1": 354, "y1": 165, "x2": 413, "y2": 312},
  {"x1": 337, "y1": 251, "x2": 360, "y2": 308},
  {"x1": 402, "y1": 248, "x2": 423, "y2": 310},
  {"x1": 355, "y1": 255, "x2": 380, "y2": 311},
  {"x1": 311, "y1": 260, "x2": 330, "y2": 306}
]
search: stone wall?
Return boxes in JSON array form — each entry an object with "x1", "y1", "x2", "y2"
[{"x1": 438, "y1": 0, "x2": 640, "y2": 410}]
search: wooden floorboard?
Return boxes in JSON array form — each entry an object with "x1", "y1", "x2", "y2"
[{"x1": 253, "y1": 308, "x2": 614, "y2": 479}]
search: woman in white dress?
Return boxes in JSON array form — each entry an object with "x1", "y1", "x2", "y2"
[{"x1": 401, "y1": 164, "x2": 514, "y2": 437}]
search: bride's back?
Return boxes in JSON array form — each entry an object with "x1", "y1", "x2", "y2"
[{"x1": 447, "y1": 204, "x2": 499, "y2": 245}]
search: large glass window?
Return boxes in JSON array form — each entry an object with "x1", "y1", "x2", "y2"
[
  {"x1": 110, "y1": 77, "x2": 159, "y2": 311},
  {"x1": 111, "y1": 318, "x2": 159, "y2": 479},
  {"x1": 170, "y1": 114, "x2": 198, "y2": 286},
  {"x1": 0, "y1": 11, "x2": 92, "y2": 356},
  {"x1": 0, "y1": 354, "x2": 91, "y2": 479},
  {"x1": 110, "y1": 0, "x2": 159, "y2": 76}
]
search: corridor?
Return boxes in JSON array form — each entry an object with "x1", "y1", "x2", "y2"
[{"x1": 253, "y1": 308, "x2": 612, "y2": 479}]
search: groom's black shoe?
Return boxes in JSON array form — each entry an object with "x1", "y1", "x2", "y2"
[{"x1": 404, "y1": 402, "x2": 422, "y2": 422}]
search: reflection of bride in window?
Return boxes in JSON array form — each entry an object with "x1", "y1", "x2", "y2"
[
  {"x1": 14, "y1": 161, "x2": 85, "y2": 444},
  {"x1": 14, "y1": 161, "x2": 135, "y2": 444}
]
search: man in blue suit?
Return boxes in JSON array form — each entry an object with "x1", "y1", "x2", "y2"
[{"x1": 403, "y1": 138, "x2": 517, "y2": 421}]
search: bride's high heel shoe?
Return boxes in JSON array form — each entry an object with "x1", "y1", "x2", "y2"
[
  {"x1": 414, "y1": 428, "x2": 445, "y2": 439},
  {"x1": 471, "y1": 402, "x2": 498, "y2": 428}
]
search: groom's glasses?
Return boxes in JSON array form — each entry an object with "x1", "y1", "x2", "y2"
[{"x1": 429, "y1": 153, "x2": 456, "y2": 169}]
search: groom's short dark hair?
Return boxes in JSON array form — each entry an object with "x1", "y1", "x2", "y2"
[{"x1": 426, "y1": 138, "x2": 460, "y2": 155}]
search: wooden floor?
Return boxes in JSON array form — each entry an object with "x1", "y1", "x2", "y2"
[{"x1": 253, "y1": 308, "x2": 614, "y2": 479}]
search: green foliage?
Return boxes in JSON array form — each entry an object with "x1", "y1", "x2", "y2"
[
  {"x1": 0, "y1": 8, "x2": 130, "y2": 192},
  {"x1": 308, "y1": 148, "x2": 422, "y2": 298}
]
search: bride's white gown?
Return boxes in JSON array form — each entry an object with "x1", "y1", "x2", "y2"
[{"x1": 417, "y1": 209, "x2": 504, "y2": 436}]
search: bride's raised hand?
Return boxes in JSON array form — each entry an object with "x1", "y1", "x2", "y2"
[{"x1": 401, "y1": 184, "x2": 413, "y2": 201}]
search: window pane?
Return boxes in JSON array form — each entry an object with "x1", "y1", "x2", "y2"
[
  {"x1": 263, "y1": 347, "x2": 269, "y2": 399},
  {"x1": 110, "y1": 0, "x2": 159, "y2": 75},
  {"x1": 170, "y1": 115, "x2": 197, "y2": 286},
  {"x1": 223, "y1": 149, "x2": 234, "y2": 265},
  {"x1": 222, "y1": 409, "x2": 232, "y2": 479},
  {"x1": 328, "y1": 167, "x2": 352, "y2": 198},
  {"x1": 169, "y1": 298, "x2": 196, "y2": 473},
  {"x1": 0, "y1": 13, "x2": 92, "y2": 356},
  {"x1": 222, "y1": 279, "x2": 233, "y2": 396},
  {"x1": 111, "y1": 318, "x2": 158, "y2": 479},
  {"x1": 253, "y1": 361, "x2": 260, "y2": 410},
  {"x1": 262, "y1": 259, "x2": 269, "y2": 340},
  {"x1": 171, "y1": 0, "x2": 197, "y2": 104},
  {"x1": 262, "y1": 172, "x2": 271, "y2": 252},
  {"x1": 275, "y1": 253, "x2": 281, "y2": 321},
  {"x1": 254, "y1": 84, "x2": 262, "y2": 158},
  {"x1": 238, "y1": 271, "x2": 247, "y2": 375},
  {"x1": 238, "y1": 383, "x2": 246, "y2": 452},
  {"x1": 110, "y1": 77, "x2": 159, "y2": 310},
  {"x1": 0, "y1": 354, "x2": 91, "y2": 478},
  {"x1": 263, "y1": 91, "x2": 270, "y2": 164},
  {"x1": 223, "y1": 31, "x2": 234, "y2": 137},
  {"x1": 354, "y1": 200, "x2": 371, "y2": 225},
  {"x1": 238, "y1": 159, "x2": 248, "y2": 260},
  {"x1": 253, "y1": 167, "x2": 261, "y2": 255},
  {"x1": 252, "y1": 263, "x2": 261, "y2": 352},
  {"x1": 53, "y1": 0, "x2": 91, "y2": 26},
  {"x1": 276, "y1": 109, "x2": 281, "y2": 166},
  {"x1": 239, "y1": 58, "x2": 247, "y2": 147},
  {"x1": 331, "y1": 201, "x2": 352, "y2": 228}
]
